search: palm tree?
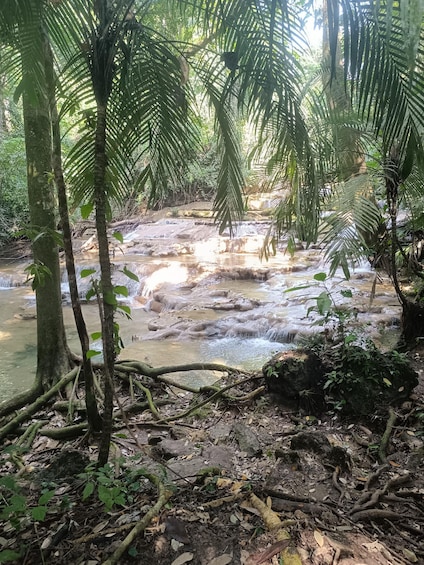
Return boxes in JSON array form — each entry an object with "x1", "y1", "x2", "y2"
[
  {"x1": 41, "y1": 0, "x2": 314, "y2": 463},
  {"x1": 326, "y1": 0, "x2": 424, "y2": 345}
]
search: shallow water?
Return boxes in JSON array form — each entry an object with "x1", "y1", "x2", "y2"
[{"x1": 0, "y1": 221, "x2": 402, "y2": 402}]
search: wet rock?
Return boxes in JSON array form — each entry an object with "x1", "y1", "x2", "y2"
[{"x1": 232, "y1": 422, "x2": 262, "y2": 457}]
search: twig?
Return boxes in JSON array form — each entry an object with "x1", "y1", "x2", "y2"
[{"x1": 101, "y1": 473, "x2": 172, "y2": 565}]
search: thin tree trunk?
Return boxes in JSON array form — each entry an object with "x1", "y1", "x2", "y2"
[
  {"x1": 94, "y1": 103, "x2": 115, "y2": 466},
  {"x1": 44, "y1": 37, "x2": 102, "y2": 431}
]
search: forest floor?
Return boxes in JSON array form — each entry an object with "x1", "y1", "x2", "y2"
[{"x1": 0, "y1": 348, "x2": 423, "y2": 565}]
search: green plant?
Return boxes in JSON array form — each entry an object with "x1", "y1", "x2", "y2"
[
  {"x1": 79, "y1": 462, "x2": 150, "y2": 512},
  {"x1": 287, "y1": 273, "x2": 418, "y2": 414},
  {"x1": 80, "y1": 257, "x2": 139, "y2": 360},
  {"x1": 0, "y1": 475, "x2": 56, "y2": 529}
]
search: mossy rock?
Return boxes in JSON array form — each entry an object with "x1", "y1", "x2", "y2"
[
  {"x1": 263, "y1": 348, "x2": 327, "y2": 410},
  {"x1": 263, "y1": 345, "x2": 419, "y2": 416}
]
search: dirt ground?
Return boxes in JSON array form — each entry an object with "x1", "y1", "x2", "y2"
[{"x1": 0, "y1": 346, "x2": 423, "y2": 565}]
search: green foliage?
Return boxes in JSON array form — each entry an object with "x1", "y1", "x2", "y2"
[
  {"x1": 0, "y1": 134, "x2": 29, "y2": 243},
  {"x1": 291, "y1": 272, "x2": 418, "y2": 414},
  {"x1": 318, "y1": 339, "x2": 414, "y2": 414},
  {"x1": 24, "y1": 261, "x2": 52, "y2": 290},
  {"x1": 0, "y1": 474, "x2": 56, "y2": 531},
  {"x1": 82, "y1": 265, "x2": 139, "y2": 359},
  {"x1": 286, "y1": 272, "x2": 358, "y2": 340},
  {"x1": 78, "y1": 462, "x2": 150, "y2": 512}
]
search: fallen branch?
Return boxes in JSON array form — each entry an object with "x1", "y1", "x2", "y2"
[
  {"x1": 0, "y1": 368, "x2": 79, "y2": 442},
  {"x1": 101, "y1": 473, "x2": 172, "y2": 565}
]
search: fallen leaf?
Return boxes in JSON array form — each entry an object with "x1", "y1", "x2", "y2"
[
  {"x1": 314, "y1": 530, "x2": 325, "y2": 547},
  {"x1": 171, "y1": 552, "x2": 194, "y2": 565},
  {"x1": 93, "y1": 521, "x2": 109, "y2": 534},
  {"x1": 41, "y1": 536, "x2": 52, "y2": 550},
  {"x1": 207, "y1": 554, "x2": 233, "y2": 565},
  {"x1": 402, "y1": 548, "x2": 418, "y2": 563},
  {"x1": 247, "y1": 540, "x2": 291, "y2": 564},
  {"x1": 216, "y1": 478, "x2": 232, "y2": 489},
  {"x1": 389, "y1": 460, "x2": 401, "y2": 467},
  {"x1": 171, "y1": 539, "x2": 184, "y2": 551}
]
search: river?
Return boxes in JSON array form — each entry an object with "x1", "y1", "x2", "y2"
[{"x1": 0, "y1": 207, "x2": 401, "y2": 402}]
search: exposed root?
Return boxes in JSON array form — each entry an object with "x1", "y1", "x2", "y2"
[
  {"x1": 0, "y1": 384, "x2": 42, "y2": 420},
  {"x1": 379, "y1": 406, "x2": 397, "y2": 463},
  {"x1": 101, "y1": 473, "x2": 173, "y2": 565},
  {"x1": 0, "y1": 368, "x2": 79, "y2": 443}
]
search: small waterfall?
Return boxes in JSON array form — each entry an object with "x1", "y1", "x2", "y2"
[
  {"x1": 141, "y1": 264, "x2": 189, "y2": 298},
  {"x1": 0, "y1": 274, "x2": 25, "y2": 289}
]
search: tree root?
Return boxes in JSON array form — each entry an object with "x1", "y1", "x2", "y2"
[
  {"x1": 154, "y1": 374, "x2": 264, "y2": 424},
  {"x1": 101, "y1": 473, "x2": 172, "y2": 565},
  {"x1": 379, "y1": 406, "x2": 397, "y2": 463},
  {"x1": 350, "y1": 508, "x2": 413, "y2": 522},
  {"x1": 39, "y1": 422, "x2": 89, "y2": 439},
  {"x1": 0, "y1": 368, "x2": 79, "y2": 442},
  {"x1": 249, "y1": 493, "x2": 302, "y2": 565},
  {"x1": 351, "y1": 471, "x2": 411, "y2": 515},
  {"x1": 0, "y1": 384, "x2": 42, "y2": 420}
]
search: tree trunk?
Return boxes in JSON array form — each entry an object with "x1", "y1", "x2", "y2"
[
  {"x1": 21, "y1": 27, "x2": 70, "y2": 392},
  {"x1": 44, "y1": 36, "x2": 102, "y2": 431},
  {"x1": 94, "y1": 103, "x2": 115, "y2": 466},
  {"x1": 401, "y1": 301, "x2": 424, "y2": 347}
]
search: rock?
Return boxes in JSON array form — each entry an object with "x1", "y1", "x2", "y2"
[
  {"x1": 290, "y1": 431, "x2": 332, "y2": 456},
  {"x1": 232, "y1": 422, "x2": 262, "y2": 457},
  {"x1": 263, "y1": 349, "x2": 326, "y2": 407},
  {"x1": 151, "y1": 439, "x2": 195, "y2": 460}
]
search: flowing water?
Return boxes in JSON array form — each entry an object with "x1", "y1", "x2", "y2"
[{"x1": 0, "y1": 214, "x2": 401, "y2": 402}]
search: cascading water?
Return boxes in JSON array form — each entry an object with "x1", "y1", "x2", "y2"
[{"x1": 0, "y1": 212, "x2": 402, "y2": 402}]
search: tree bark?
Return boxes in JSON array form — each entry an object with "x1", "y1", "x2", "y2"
[
  {"x1": 21, "y1": 23, "x2": 70, "y2": 391},
  {"x1": 94, "y1": 102, "x2": 115, "y2": 466},
  {"x1": 44, "y1": 37, "x2": 102, "y2": 431}
]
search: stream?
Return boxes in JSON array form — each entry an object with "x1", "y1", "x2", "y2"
[{"x1": 0, "y1": 208, "x2": 402, "y2": 402}]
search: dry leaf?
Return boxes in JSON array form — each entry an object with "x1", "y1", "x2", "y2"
[
  {"x1": 93, "y1": 520, "x2": 109, "y2": 534},
  {"x1": 171, "y1": 539, "x2": 184, "y2": 551},
  {"x1": 171, "y1": 552, "x2": 194, "y2": 565},
  {"x1": 207, "y1": 554, "x2": 233, "y2": 565},
  {"x1": 216, "y1": 477, "x2": 232, "y2": 489},
  {"x1": 402, "y1": 548, "x2": 418, "y2": 563},
  {"x1": 314, "y1": 530, "x2": 325, "y2": 547}
]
